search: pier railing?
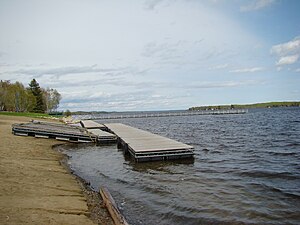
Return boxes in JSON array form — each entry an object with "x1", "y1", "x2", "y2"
[{"x1": 76, "y1": 109, "x2": 248, "y2": 120}]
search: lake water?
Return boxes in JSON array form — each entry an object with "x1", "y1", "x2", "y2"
[{"x1": 60, "y1": 108, "x2": 300, "y2": 225}]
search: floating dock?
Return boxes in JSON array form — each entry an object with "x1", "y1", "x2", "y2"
[
  {"x1": 87, "y1": 128, "x2": 116, "y2": 143},
  {"x1": 80, "y1": 120, "x2": 106, "y2": 129},
  {"x1": 78, "y1": 109, "x2": 247, "y2": 120},
  {"x1": 105, "y1": 123, "x2": 194, "y2": 162},
  {"x1": 12, "y1": 121, "x2": 116, "y2": 144},
  {"x1": 12, "y1": 120, "x2": 194, "y2": 162}
]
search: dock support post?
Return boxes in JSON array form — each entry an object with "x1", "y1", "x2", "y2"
[{"x1": 117, "y1": 138, "x2": 123, "y2": 149}]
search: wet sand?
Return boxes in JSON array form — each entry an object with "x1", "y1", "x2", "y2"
[{"x1": 0, "y1": 115, "x2": 113, "y2": 225}]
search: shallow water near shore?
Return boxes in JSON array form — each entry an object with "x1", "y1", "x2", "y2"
[{"x1": 60, "y1": 108, "x2": 300, "y2": 225}]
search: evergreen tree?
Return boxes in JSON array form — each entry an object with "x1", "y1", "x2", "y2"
[{"x1": 28, "y1": 79, "x2": 45, "y2": 113}]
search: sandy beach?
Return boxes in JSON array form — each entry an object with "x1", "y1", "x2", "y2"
[{"x1": 0, "y1": 115, "x2": 113, "y2": 225}]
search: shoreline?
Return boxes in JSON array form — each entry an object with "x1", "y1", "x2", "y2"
[
  {"x1": 55, "y1": 144, "x2": 114, "y2": 225},
  {"x1": 0, "y1": 115, "x2": 113, "y2": 225}
]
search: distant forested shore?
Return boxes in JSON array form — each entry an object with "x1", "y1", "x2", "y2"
[{"x1": 189, "y1": 101, "x2": 300, "y2": 111}]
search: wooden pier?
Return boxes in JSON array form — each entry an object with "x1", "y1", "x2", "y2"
[
  {"x1": 12, "y1": 120, "x2": 194, "y2": 162},
  {"x1": 105, "y1": 123, "x2": 194, "y2": 162},
  {"x1": 80, "y1": 120, "x2": 106, "y2": 129},
  {"x1": 12, "y1": 121, "x2": 116, "y2": 144},
  {"x1": 79, "y1": 120, "x2": 116, "y2": 143},
  {"x1": 79, "y1": 109, "x2": 247, "y2": 120}
]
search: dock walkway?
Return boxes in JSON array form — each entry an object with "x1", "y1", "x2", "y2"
[
  {"x1": 80, "y1": 120, "x2": 116, "y2": 143},
  {"x1": 105, "y1": 123, "x2": 194, "y2": 162},
  {"x1": 12, "y1": 121, "x2": 116, "y2": 143},
  {"x1": 12, "y1": 120, "x2": 193, "y2": 162},
  {"x1": 80, "y1": 109, "x2": 247, "y2": 120}
]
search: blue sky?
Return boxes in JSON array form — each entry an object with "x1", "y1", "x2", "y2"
[{"x1": 0, "y1": 0, "x2": 299, "y2": 111}]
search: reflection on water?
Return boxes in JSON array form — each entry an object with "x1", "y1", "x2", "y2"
[{"x1": 60, "y1": 108, "x2": 300, "y2": 225}]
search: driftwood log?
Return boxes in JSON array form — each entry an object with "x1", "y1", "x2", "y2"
[{"x1": 100, "y1": 187, "x2": 129, "y2": 225}]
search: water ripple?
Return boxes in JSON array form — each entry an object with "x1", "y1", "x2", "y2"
[{"x1": 60, "y1": 108, "x2": 300, "y2": 225}]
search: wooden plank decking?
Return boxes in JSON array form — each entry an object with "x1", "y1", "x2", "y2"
[
  {"x1": 12, "y1": 121, "x2": 116, "y2": 144},
  {"x1": 80, "y1": 120, "x2": 106, "y2": 129},
  {"x1": 87, "y1": 129, "x2": 117, "y2": 143},
  {"x1": 12, "y1": 120, "x2": 193, "y2": 162},
  {"x1": 105, "y1": 123, "x2": 194, "y2": 162},
  {"x1": 81, "y1": 109, "x2": 247, "y2": 120}
]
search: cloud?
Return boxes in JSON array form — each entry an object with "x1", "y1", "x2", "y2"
[
  {"x1": 7, "y1": 65, "x2": 128, "y2": 77},
  {"x1": 0, "y1": 1, "x2": 282, "y2": 111},
  {"x1": 295, "y1": 68, "x2": 300, "y2": 72},
  {"x1": 0, "y1": 64, "x2": 151, "y2": 87},
  {"x1": 240, "y1": 0, "x2": 275, "y2": 12},
  {"x1": 60, "y1": 89, "x2": 179, "y2": 111},
  {"x1": 229, "y1": 67, "x2": 264, "y2": 73},
  {"x1": 209, "y1": 64, "x2": 229, "y2": 70},
  {"x1": 60, "y1": 79, "x2": 262, "y2": 111},
  {"x1": 276, "y1": 54, "x2": 299, "y2": 66},
  {"x1": 271, "y1": 37, "x2": 300, "y2": 56},
  {"x1": 141, "y1": 40, "x2": 194, "y2": 67},
  {"x1": 142, "y1": 41, "x2": 183, "y2": 58},
  {"x1": 144, "y1": 0, "x2": 165, "y2": 10},
  {"x1": 0, "y1": 51, "x2": 6, "y2": 58},
  {"x1": 271, "y1": 36, "x2": 300, "y2": 67},
  {"x1": 183, "y1": 79, "x2": 262, "y2": 89}
]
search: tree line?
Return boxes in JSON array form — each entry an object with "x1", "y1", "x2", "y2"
[
  {"x1": 0, "y1": 79, "x2": 61, "y2": 113},
  {"x1": 189, "y1": 101, "x2": 300, "y2": 111}
]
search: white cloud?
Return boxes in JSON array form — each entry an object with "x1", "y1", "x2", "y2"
[
  {"x1": 271, "y1": 36, "x2": 300, "y2": 67},
  {"x1": 60, "y1": 89, "x2": 181, "y2": 111},
  {"x1": 4, "y1": 65, "x2": 128, "y2": 77},
  {"x1": 271, "y1": 37, "x2": 300, "y2": 56},
  {"x1": 229, "y1": 67, "x2": 264, "y2": 73},
  {"x1": 144, "y1": 0, "x2": 165, "y2": 10},
  {"x1": 187, "y1": 80, "x2": 260, "y2": 88},
  {"x1": 141, "y1": 41, "x2": 183, "y2": 61},
  {"x1": 0, "y1": 1, "x2": 273, "y2": 111},
  {"x1": 209, "y1": 64, "x2": 229, "y2": 70},
  {"x1": 240, "y1": 0, "x2": 275, "y2": 12},
  {"x1": 276, "y1": 54, "x2": 299, "y2": 66}
]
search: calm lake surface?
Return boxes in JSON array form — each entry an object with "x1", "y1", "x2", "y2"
[{"x1": 60, "y1": 108, "x2": 300, "y2": 225}]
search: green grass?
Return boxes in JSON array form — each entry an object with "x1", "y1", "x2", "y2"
[{"x1": 0, "y1": 111, "x2": 61, "y2": 118}]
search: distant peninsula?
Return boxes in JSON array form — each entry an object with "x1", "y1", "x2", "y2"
[{"x1": 189, "y1": 101, "x2": 300, "y2": 111}]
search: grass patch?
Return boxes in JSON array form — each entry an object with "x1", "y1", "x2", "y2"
[{"x1": 0, "y1": 111, "x2": 61, "y2": 118}]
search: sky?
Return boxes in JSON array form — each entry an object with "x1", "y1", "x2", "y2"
[{"x1": 0, "y1": 0, "x2": 300, "y2": 111}]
